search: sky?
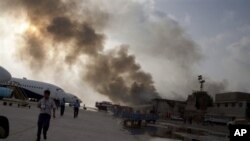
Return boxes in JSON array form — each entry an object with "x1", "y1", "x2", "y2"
[
  {"x1": 155, "y1": 0, "x2": 250, "y2": 90},
  {"x1": 0, "y1": 0, "x2": 250, "y2": 106}
]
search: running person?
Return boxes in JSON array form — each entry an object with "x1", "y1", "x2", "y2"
[
  {"x1": 73, "y1": 99, "x2": 80, "y2": 118},
  {"x1": 60, "y1": 98, "x2": 66, "y2": 116},
  {"x1": 37, "y1": 90, "x2": 56, "y2": 141}
]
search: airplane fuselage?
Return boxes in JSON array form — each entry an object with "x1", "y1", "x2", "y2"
[
  {"x1": 1, "y1": 78, "x2": 78, "y2": 103},
  {"x1": 0, "y1": 66, "x2": 81, "y2": 104}
]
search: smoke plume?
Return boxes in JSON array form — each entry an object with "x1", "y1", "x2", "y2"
[
  {"x1": 2, "y1": 0, "x2": 161, "y2": 105},
  {"x1": 85, "y1": 45, "x2": 159, "y2": 105},
  {"x1": 0, "y1": 0, "x2": 228, "y2": 105}
]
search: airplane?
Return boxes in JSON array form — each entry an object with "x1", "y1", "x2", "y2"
[
  {"x1": 0, "y1": 66, "x2": 11, "y2": 83},
  {"x1": 0, "y1": 66, "x2": 13, "y2": 99},
  {"x1": 65, "y1": 93, "x2": 82, "y2": 104},
  {"x1": 1, "y1": 77, "x2": 81, "y2": 103},
  {"x1": 0, "y1": 66, "x2": 81, "y2": 104}
]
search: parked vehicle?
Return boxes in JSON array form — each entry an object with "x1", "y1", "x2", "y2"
[
  {"x1": 227, "y1": 119, "x2": 250, "y2": 126},
  {"x1": 95, "y1": 101, "x2": 113, "y2": 111},
  {"x1": 170, "y1": 115, "x2": 184, "y2": 121},
  {"x1": 0, "y1": 116, "x2": 9, "y2": 139},
  {"x1": 204, "y1": 115, "x2": 233, "y2": 125}
]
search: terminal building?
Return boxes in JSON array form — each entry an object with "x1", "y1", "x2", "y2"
[
  {"x1": 206, "y1": 92, "x2": 250, "y2": 122},
  {"x1": 151, "y1": 98, "x2": 186, "y2": 119}
]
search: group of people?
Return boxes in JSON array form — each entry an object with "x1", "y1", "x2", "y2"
[
  {"x1": 36, "y1": 90, "x2": 81, "y2": 141},
  {"x1": 59, "y1": 97, "x2": 80, "y2": 118}
]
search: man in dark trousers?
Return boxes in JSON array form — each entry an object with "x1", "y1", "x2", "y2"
[
  {"x1": 37, "y1": 90, "x2": 56, "y2": 141},
  {"x1": 73, "y1": 99, "x2": 80, "y2": 118},
  {"x1": 60, "y1": 98, "x2": 66, "y2": 116}
]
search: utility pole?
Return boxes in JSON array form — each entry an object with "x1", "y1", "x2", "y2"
[{"x1": 198, "y1": 75, "x2": 205, "y2": 92}]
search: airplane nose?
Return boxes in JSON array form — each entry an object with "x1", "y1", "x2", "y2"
[{"x1": 0, "y1": 66, "x2": 12, "y2": 83}]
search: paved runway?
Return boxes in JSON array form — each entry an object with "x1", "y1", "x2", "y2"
[{"x1": 0, "y1": 103, "x2": 137, "y2": 141}]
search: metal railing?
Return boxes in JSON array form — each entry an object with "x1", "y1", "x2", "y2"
[{"x1": 7, "y1": 81, "x2": 28, "y2": 101}]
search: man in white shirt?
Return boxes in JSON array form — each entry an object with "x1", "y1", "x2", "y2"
[{"x1": 37, "y1": 90, "x2": 56, "y2": 141}]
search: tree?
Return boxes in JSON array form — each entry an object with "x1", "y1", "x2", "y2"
[{"x1": 193, "y1": 91, "x2": 213, "y2": 110}]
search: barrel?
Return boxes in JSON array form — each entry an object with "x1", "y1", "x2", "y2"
[{"x1": 0, "y1": 87, "x2": 13, "y2": 98}]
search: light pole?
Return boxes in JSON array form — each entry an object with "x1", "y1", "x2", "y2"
[{"x1": 198, "y1": 75, "x2": 205, "y2": 92}]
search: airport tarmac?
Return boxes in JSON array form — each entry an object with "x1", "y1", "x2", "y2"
[{"x1": 0, "y1": 104, "x2": 137, "y2": 141}]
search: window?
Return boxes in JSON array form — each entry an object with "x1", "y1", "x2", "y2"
[
  {"x1": 225, "y1": 103, "x2": 228, "y2": 107},
  {"x1": 247, "y1": 103, "x2": 250, "y2": 108},
  {"x1": 232, "y1": 103, "x2": 235, "y2": 107}
]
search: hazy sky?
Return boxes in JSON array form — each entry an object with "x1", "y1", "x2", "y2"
[
  {"x1": 155, "y1": 0, "x2": 250, "y2": 90},
  {"x1": 154, "y1": 0, "x2": 250, "y2": 83},
  {"x1": 0, "y1": 0, "x2": 250, "y2": 106}
]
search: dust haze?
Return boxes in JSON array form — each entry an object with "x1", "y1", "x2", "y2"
[{"x1": 0, "y1": 0, "x2": 228, "y2": 105}]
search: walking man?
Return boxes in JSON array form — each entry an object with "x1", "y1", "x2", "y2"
[
  {"x1": 37, "y1": 90, "x2": 56, "y2": 141},
  {"x1": 73, "y1": 99, "x2": 80, "y2": 118},
  {"x1": 60, "y1": 98, "x2": 66, "y2": 116}
]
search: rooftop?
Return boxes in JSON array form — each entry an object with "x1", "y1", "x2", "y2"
[{"x1": 215, "y1": 92, "x2": 250, "y2": 103}]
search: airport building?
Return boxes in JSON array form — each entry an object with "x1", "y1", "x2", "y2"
[
  {"x1": 151, "y1": 98, "x2": 186, "y2": 119},
  {"x1": 184, "y1": 91, "x2": 213, "y2": 122},
  {"x1": 206, "y1": 92, "x2": 250, "y2": 122}
]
